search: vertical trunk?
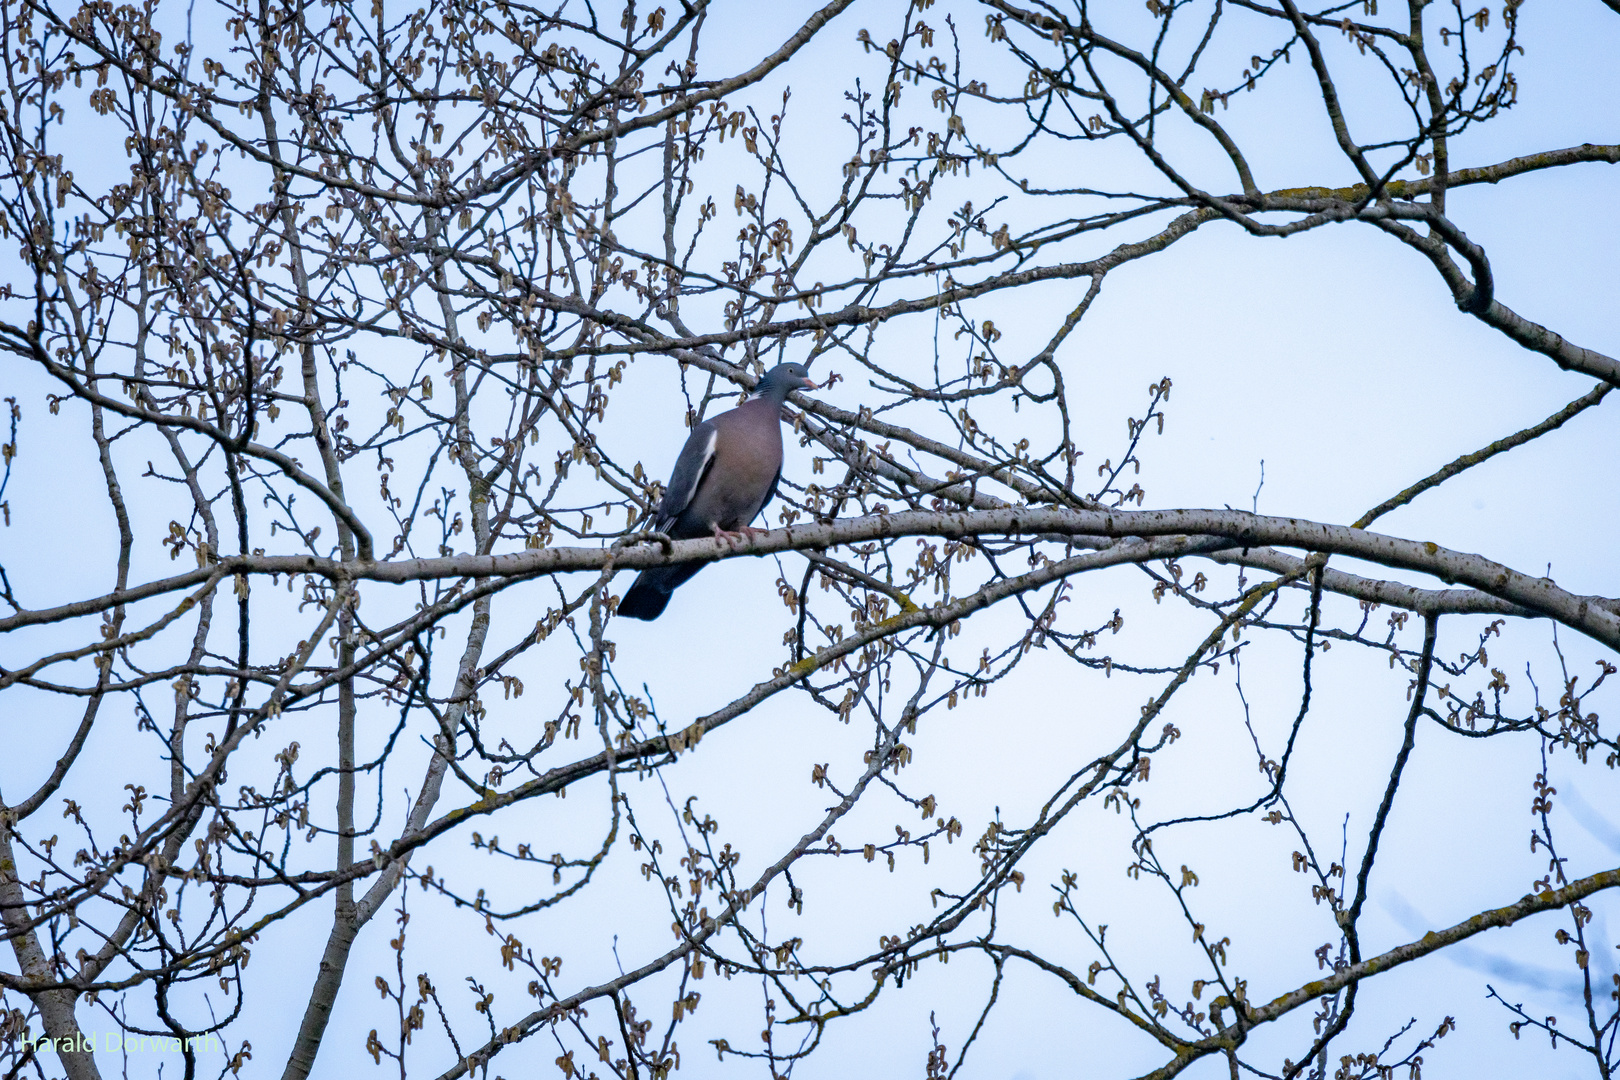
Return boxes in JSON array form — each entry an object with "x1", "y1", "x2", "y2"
[{"x1": 0, "y1": 822, "x2": 102, "y2": 1080}]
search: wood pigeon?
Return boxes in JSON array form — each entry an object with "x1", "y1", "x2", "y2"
[{"x1": 618, "y1": 363, "x2": 817, "y2": 621}]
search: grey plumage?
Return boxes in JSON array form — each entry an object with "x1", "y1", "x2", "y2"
[{"x1": 619, "y1": 363, "x2": 816, "y2": 620}]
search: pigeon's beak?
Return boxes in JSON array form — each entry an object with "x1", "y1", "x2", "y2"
[{"x1": 800, "y1": 378, "x2": 819, "y2": 391}]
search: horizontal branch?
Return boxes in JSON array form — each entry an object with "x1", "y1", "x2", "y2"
[
  {"x1": 1259, "y1": 142, "x2": 1620, "y2": 203},
  {"x1": 1201, "y1": 547, "x2": 1537, "y2": 617},
  {"x1": 5, "y1": 508, "x2": 1615, "y2": 650}
]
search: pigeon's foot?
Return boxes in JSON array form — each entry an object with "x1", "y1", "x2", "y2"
[{"x1": 710, "y1": 524, "x2": 765, "y2": 548}]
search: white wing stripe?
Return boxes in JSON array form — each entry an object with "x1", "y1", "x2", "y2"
[{"x1": 656, "y1": 426, "x2": 716, "y2": 532}]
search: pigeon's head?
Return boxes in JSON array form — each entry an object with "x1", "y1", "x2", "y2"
[{"x1": 751, "y1": 362, "x2": 818, "y2": 401}]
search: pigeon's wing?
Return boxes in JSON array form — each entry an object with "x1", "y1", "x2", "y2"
[{"x1": 653, "y1": 421, "x2": 718, "y2": 534}]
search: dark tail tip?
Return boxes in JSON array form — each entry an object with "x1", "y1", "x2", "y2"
[{"x1": 617, "y1": 576, "x2": 670, "y2": 621}]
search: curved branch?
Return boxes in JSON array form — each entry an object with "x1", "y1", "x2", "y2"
[{"x1": 3, "y1": 324, "x2": 376, "y2": 559}]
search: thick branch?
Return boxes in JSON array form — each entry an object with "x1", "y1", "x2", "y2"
[{"x1": 5, "y1": 508, "x2": 1615, "y2": 649}]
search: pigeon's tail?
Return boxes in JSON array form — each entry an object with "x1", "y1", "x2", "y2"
[
  {"x1": 617, "y1": 573, "x2": 672, "y2": 621},
  {"x1": 617, "y1": 562, "x2": 707, "y2": 621}
]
